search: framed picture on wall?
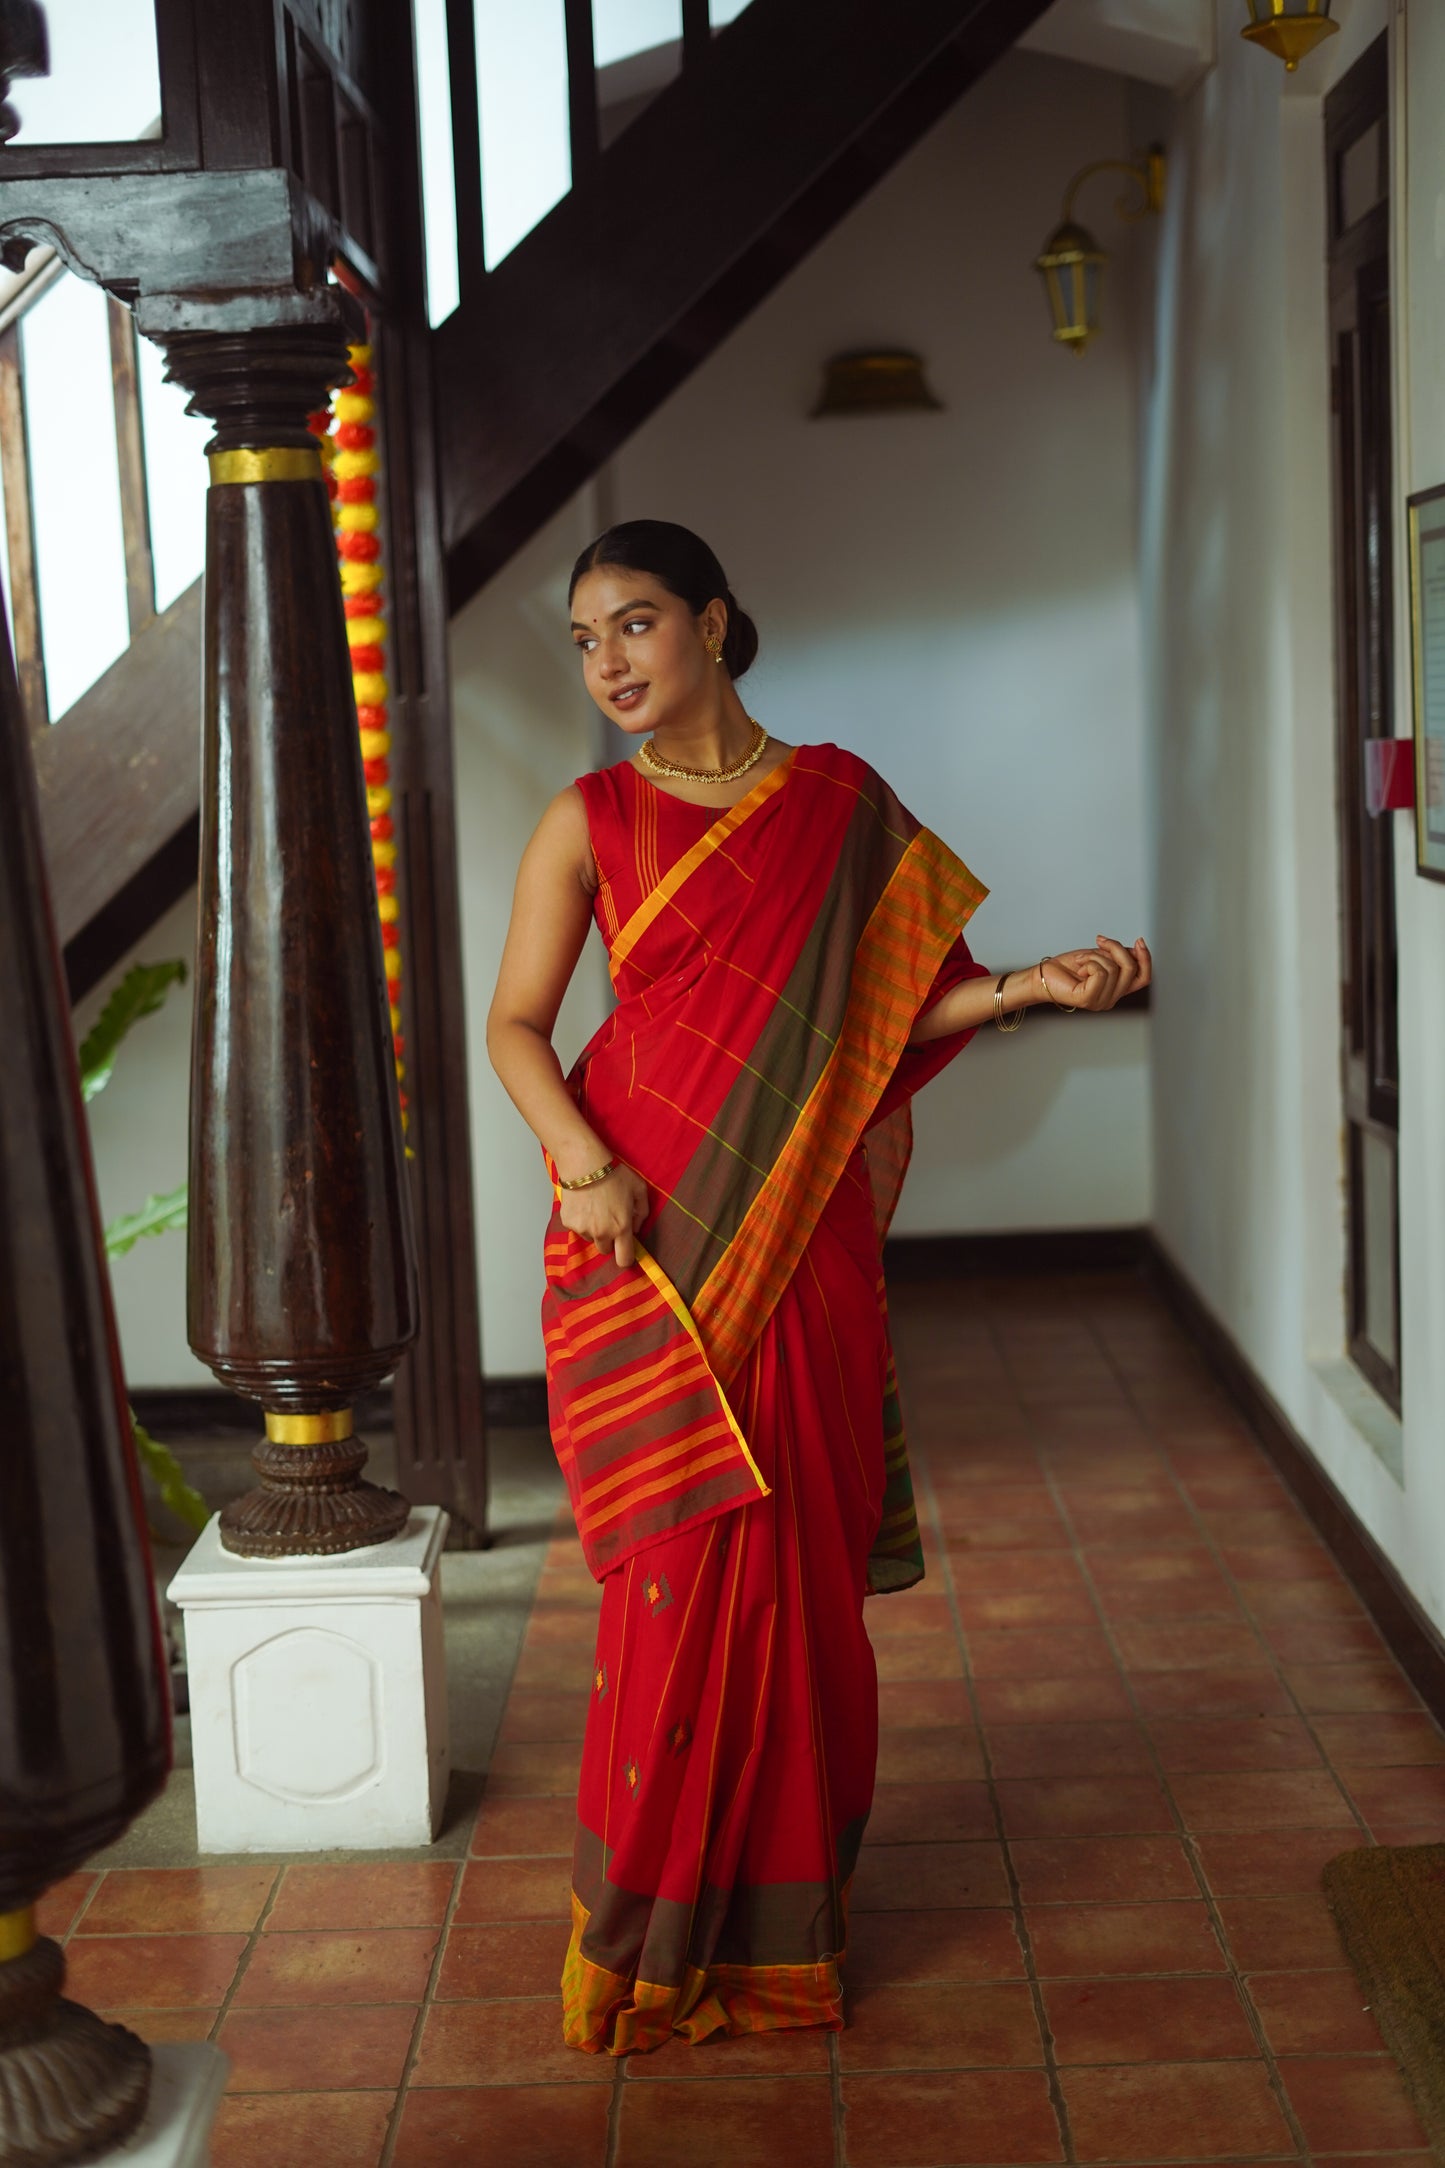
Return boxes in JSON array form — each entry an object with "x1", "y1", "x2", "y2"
[{"x1": 1407, "y1": 482, "x2": 1445, "y2": 881}]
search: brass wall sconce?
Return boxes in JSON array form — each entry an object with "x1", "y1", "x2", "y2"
[
  {"x1": 811, "y1": 350, "x2": 944, "y2": 417},
  {"x1": 1239, "y1": 0, "x2": 1338, "y2": 73},
  {"x1": 1035, "y1": 147, "x2": 1166, "y2": 358}
]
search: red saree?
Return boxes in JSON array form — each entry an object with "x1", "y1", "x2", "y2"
[{"x1": 542, "y1": 743, "x2": 987, "y2": 2053}]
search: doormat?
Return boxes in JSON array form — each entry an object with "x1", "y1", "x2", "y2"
[{"x1": 1323, "y1": 1843, "x2": 1445, "y2": 2158}]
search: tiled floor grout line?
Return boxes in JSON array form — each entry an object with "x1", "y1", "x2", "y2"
[
  {"x1": 204, "y1": 1865, "x2": 285, "y2": 2048},
  {"x1": 1084, "y1": 1306, "x2": 1377, "y2": 1836},
  {"x1": 375, "y1": 1855, "x2": 470, "y2": 2167},
  {"x1": 61, "y1": 1869, "x2": 103, "y2": 1943},
  {"x1": 908, "y1": 1336, "x2": 1078, "y2": 2168},
  {"x1": 1013, "y1": 1333, "x2": 1315, "y2": 2164},
  {"x1": 603, "y1": 2058, "x2": 626, "y2": 2165},
  {"x1": 1082, "y1": 1293, "x2": 1437, "y2": 2151},
  {"x1": 376, "y1": 1519, "x2": 567, "y2": 2163},
  {"x1": 828, "y1": 2025, "x2": 845, "y2": 2168}
]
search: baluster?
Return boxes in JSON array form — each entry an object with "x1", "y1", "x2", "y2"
[
  {"x1": 564, "y1": 0, "x2": 600, "y2": 178},
  {"x1": 157, "y1": 302, "x2": 420, "y2": 1558},
  {"x1": 445, "y1": 0, "x2": 486, "y2": 290},
  {"x1": 681, "y1": 0, "x2": 710, "y2": 73},
  {"x1": 0, "y1": 569, "x2": 169, "y2": 2157},
  {"x1": 0, "y1": 319, "x2": 46, "y2": 731},
  {"x1": 106, "y1": 296, "x2": 156, "y2": 640}
]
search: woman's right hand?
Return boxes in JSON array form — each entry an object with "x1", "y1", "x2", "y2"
[{"x1": 557, "y1": 1163, "x2": 651, "y2": 1269}]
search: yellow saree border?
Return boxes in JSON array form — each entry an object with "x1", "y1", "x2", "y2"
[
  {"x1": 692, "y1": 828, "x2": 988, "y2": 1383},
  {"x1": 562, "y1": 1891, "x2": 845, "y2": 2055},
  {"x1": 632, "y1": 1243, "x2": 769, "y2": 1498},
  {"x1": 545, "y1": 1170, "x2": 771, "y2": 1510},
  {"x1": 607, "y1": 753, "x2": 796, "y2": 977}
]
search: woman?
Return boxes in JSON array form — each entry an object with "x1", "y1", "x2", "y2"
[{"x1": 487, "y1": 521, "x2": 1149, "y2": 2056}]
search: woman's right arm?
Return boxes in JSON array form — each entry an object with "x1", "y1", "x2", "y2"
[{"x1": 486, "y1": 787, "x2": 649, "y2": 1267}]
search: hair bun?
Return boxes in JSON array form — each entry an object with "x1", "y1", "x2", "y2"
[{"x1": 723, "y1": 591, "x2": 759, "y2": 681}]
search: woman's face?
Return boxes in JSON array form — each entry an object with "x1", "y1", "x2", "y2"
[{"x1": 570, "y1": 565, "x2": 721, "y2": 735}]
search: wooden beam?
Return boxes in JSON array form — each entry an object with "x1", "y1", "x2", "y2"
[
  {"x1": 681, "y1": 0, "x2": 711, "y2": 72},
  {"x1": 107, "y1": 297, "x2": 156, "y2": 641},
  {"x1": 31, "y1": 581, "x2": 202, "y2": 953},
  {"x1": 565, "y1": 0, "x2": 601, "y2": 179},
  {"x1": 437, "y1": 0, "x2": 1056, "y2": 605},
  {"x1": 0, "y1": 323, "x2": 46, "y2": 732}
]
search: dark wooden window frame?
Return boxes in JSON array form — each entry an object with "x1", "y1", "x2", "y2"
[{"x1": 1325, "y1": 32, "x2": 1402, "y2": 1414}]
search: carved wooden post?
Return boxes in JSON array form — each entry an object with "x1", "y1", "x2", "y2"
[
  {"x1": 0, "y1": 590, "x2": 169, "y2": 2158},
  {"x1": 163, "y1": 312, "x2": 419, "y2": 1557}
]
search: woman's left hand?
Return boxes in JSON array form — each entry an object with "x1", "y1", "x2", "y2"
[{"x1": 1042, "y1": 936, "x2": 1152, "y2": 1012}]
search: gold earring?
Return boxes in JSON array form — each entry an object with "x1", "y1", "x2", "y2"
[{"x1": 705, "y1": 634, "x2": 723, "y2": 664}]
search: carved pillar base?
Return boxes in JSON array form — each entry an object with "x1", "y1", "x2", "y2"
[
  {"x1": 218, "y1": 1411, "x2": 409, "y2": 1559},
  {"x1": 0, "y1": 1933, "x2": 150, "y2": 2168}
]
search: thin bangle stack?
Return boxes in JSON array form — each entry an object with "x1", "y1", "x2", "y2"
[{"x1": 993, "y1": 958, "x2": 1078, "y2": 1033}]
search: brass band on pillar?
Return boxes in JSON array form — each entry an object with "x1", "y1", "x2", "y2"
[{"x1": 166, "y1": 312, "x2": 419, "y2": 1560}]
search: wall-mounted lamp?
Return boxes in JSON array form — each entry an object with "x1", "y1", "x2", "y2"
[
  {"x1": 1239, "y1": 0, "x2": 1338, "y2": 73},
  {"x1": 810, "y1": 350, "x2": 944, "y2": 417},
  {"x1": 1035, "y1": 148, "x2": 1166, "y2": 358}
]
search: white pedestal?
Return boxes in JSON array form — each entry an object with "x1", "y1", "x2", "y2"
[
  {"x1": 104, "y1": 2043, "x2": 228, "y2": 2165},
  {"x1": 169, "y1": 1507, "x2": 450, "y2": 1854}
]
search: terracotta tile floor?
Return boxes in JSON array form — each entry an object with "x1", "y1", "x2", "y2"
[{"x1": 46, "y1": 1271, "x2": 1445, "y2": 2165}]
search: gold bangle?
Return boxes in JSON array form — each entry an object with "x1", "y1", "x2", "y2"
[
  {"x1": 557, "y1": 1157, "x2": 620, "y2": 1191},
  {"x1": 1038, "y1": 958, "x2": 1077, "y2": 1014},
  {"x1": 993, "y1": 972, "x2": 1024, "y2": 1034}
]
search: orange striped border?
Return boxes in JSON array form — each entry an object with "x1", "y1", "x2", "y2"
[
  {"x1": 633, "y1": 1243, "x2": 769, "y2": 1498},
  {"x1": 608, "y1": 755, "x2": 794, "y2": 976},
  {"x1": 692, "y1": 828, "x2": 987, "y2": 1382}
]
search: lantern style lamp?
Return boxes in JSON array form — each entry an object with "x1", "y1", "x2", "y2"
[
  {"x1": 1240, "y1": 0, "x2": 1338, "y2": 72},
  {"x1": 1035, "y1": 148, "x2": 1165, "y2": 357}
]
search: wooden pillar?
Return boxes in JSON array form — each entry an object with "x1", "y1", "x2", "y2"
[
  {"x1": 0, "y1": 571, "x2": 168, "y2": 2157},
  {"x1": 163, "y1": 313, "x2": 420, "y2": 1558}
]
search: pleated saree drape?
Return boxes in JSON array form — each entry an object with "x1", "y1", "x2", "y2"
[{"x1": 541, "y1": 744, "x2": 988, "y2": 2053}]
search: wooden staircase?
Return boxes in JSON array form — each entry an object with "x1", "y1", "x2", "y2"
[
  {"x1": 32, "y1": 0, "x2": 1049, "y2": 978},
  {"x1": 6, "y1": 0, "x2": 1050, "y2": 1536}
]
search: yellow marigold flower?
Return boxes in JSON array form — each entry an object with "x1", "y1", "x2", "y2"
[
  {"x1": 338, "y1": 502, "x2": 380, "y2": 534},
  {"x1": 341, "y1": 560, "x2": 383, "y2": 595},
  {"x1": 377, "y1": 894, "x2": 400, "y2": 924},
  {"x1": 334, "y1": 390, "x2": 376, "y2": 425},
  {"x1": 366, "y1": 784, "x2": 392, "y2": 818},
  {"x1": 359, "y1": 728, "x2": 391, "y2": 761},
  {"x1": 346, "y1": 614, "x2": 386, "y2": 646},
  {"x1": 372, "y1": 839, "x2": 397, "y2": 871},
  {"x1": 352, "y1": 670, "x2": 388, "y2": 707}
]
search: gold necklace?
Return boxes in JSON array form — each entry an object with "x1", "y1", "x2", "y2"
[{"x1": 637, "y1": 719, "x2": 769, "y2": 785}]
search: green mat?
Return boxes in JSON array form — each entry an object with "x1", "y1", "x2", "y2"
[{"x1": 1323, "y1": 1844, "x2": 1445, "y2": 2159}]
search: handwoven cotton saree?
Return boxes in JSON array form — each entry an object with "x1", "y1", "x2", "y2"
[{"x1": 543, "y1": 742, "x2": 987, "y2": 2053}]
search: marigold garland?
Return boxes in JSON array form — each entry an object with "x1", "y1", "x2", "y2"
[{"x1": 308, "y1": 339, "x2": 408, "y2": 1136}]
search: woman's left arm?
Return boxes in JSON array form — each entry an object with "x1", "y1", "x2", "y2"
[{"x1": 909, "y1": 935, "x2": 1152, "y2": 1046}]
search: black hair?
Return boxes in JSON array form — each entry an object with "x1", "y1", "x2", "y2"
[{"x1": 568, "y1": 519, "x2": 759, "y2": 680}]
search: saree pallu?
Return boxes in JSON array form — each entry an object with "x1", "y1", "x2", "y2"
[{"x1": 544, "y1": 744, "x2": 988, "y2": 2052}]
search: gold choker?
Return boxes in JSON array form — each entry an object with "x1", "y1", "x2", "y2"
[{"x1": 638, "y1": 720, "x2": 769, "y2": 785}]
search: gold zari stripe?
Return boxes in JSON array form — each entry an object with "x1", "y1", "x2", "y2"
[
  {"x1": 207, "y1": 447, "x2": 323, "y2": 486},
  {"x1": 0, "y1": 1907, "x2": 36, "y2": 1963},
  {"x1": 265, "y1": 1409, "x2": 354, "y2": 1445}
]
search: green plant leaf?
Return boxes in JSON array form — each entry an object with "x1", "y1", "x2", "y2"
[
  {"x1": 104, "y1": 1183, "x2": 188, "y2": 1258},
  {"x1": 130, "y1": 1413, "x2": 209, "y2": 1536},
  {"x1": 79, "y1": 958, "x2": 187, "y2": 1103}
]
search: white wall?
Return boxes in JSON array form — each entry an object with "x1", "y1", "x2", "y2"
[
  {"x1": 451, "y1": 495, "x2": 616, "y2": 1376},
  {"x1": 454, "y1": 48, "x2": 1155, "y2": 1370},
  {"x1": 77, "y1": 888, "x2": 209, "y2": 1390},
  {"x1": 1141, "y1": 0, "x2": 1445, "y2": 1632}
]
